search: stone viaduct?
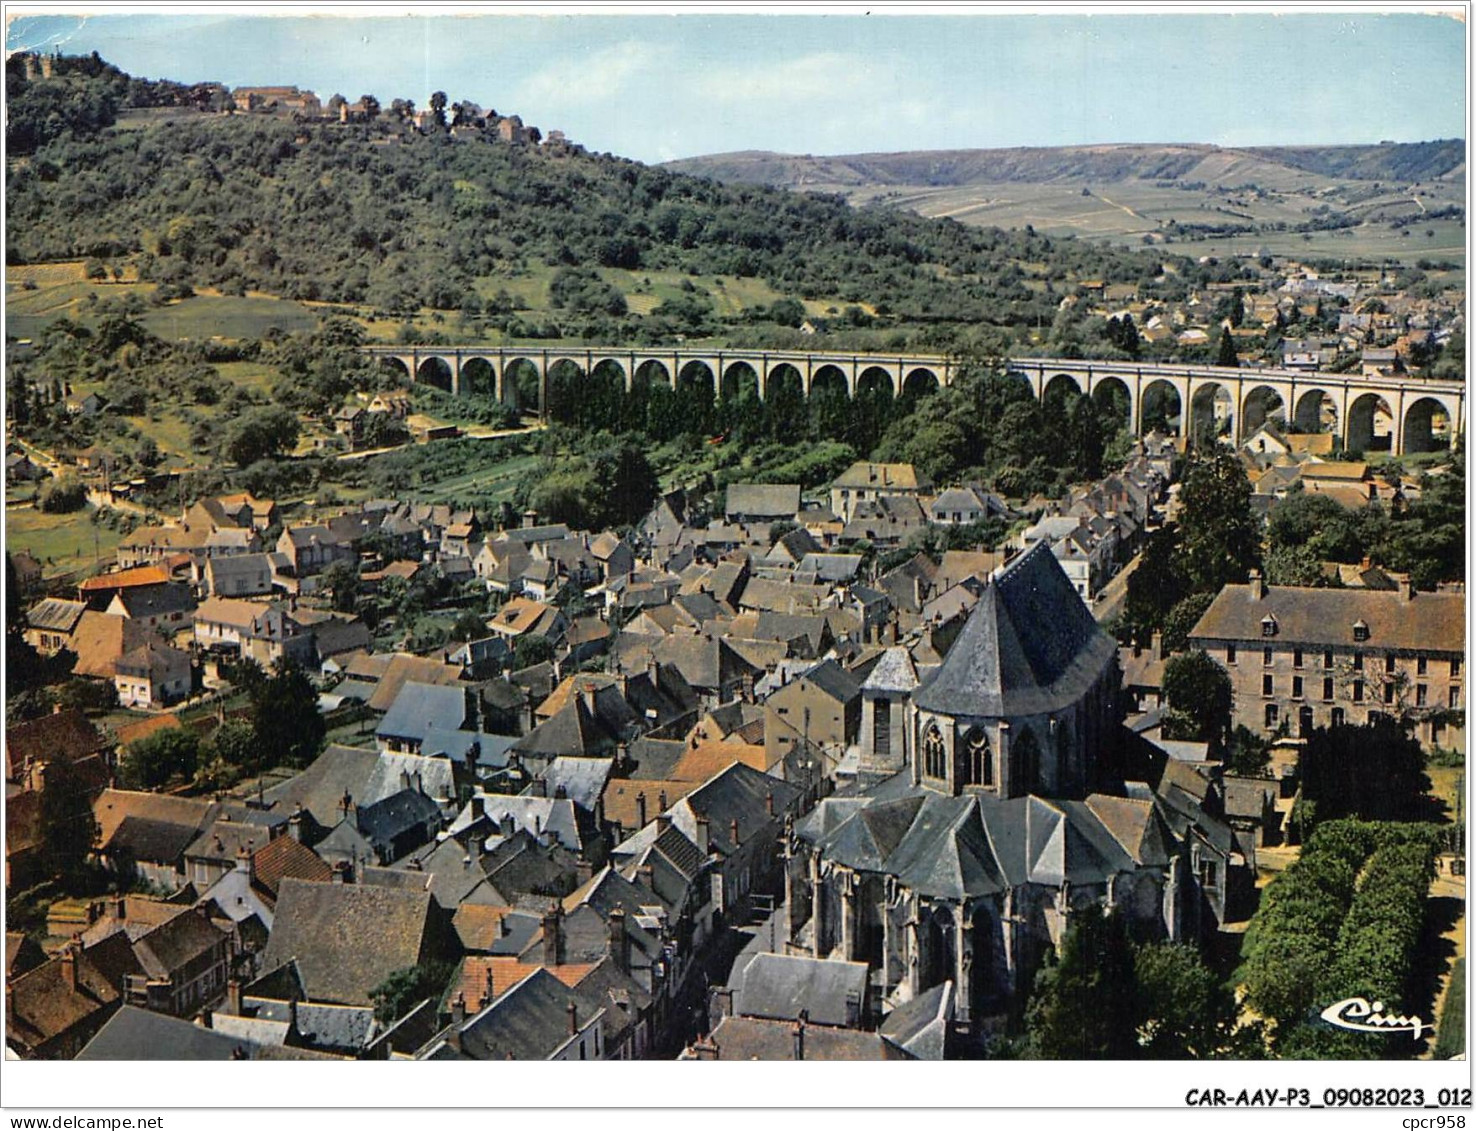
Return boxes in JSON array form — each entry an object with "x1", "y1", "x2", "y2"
[{"x1": 365, "y1": 345, "x2": 1464, "y2": 456}]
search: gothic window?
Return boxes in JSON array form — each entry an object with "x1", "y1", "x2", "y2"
[
  {"x1": 873, "y1": 698, "x2": 891, "y2": 761},
  {"x1": 1013, "y1": 728, "x2": 1041, "y2": 795},
  {"x1": 922, "y1": 723, "x2": 946, "y2": 780},
  {"x1": 962, "y1": 726, "x2": 990, "y2": 787}
]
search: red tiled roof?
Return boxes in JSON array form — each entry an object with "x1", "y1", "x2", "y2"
[{"x1": 252, "y1": 836, "x2": 332, "y2": 897}]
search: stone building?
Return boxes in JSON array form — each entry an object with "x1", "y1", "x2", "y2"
[
  {"x1": 784, "y1": 544, "x2": 1232, "y2": 1029},
  {"x1": 1188, "y1": 574, "x2": 1465, "y2": 749}
]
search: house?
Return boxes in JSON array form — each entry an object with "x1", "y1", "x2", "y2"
[
  {"x1": 661, "y1": 762, "x2": 802, "y2": 919},
  {"x1": 22, "y1": 596, "x2": 87, "y2": 654},
  {"x1": 927, "y1": 485, "x2": 1012, "y2": 527},
  {"x1": 5, "y1": 943, "x2": 122, "y2": 1059},
  {"x1": 830, "y1": 463, "x2": 930, "y2": 524},
  {"x1": 192, "y1": 597, "x2": 314, "y2": 667},
  {"x1": 375, "y1": 680, "x2": 478, "y2": 754},
  {"x1": 255, "y1": 878, "x2": 454, "y2": 1007},
  {"x1": 726, "y1": 483, "x2": 801, "y2": 524},
  {"x1": 763, "y1": 659, "x2": 862, "y2": 784},
  {"x1": 113, "y1": 640, "x2": 192, "y2": 708},
  {"x1": 104, "y1": 581, "x2": 197, "y2": 632},
  {"x1": 485, "y1": 597, "x2": 569, "y2": 648},
  {"x1": 1187, "y1": 573, "x2": 1465, "y2": 749},
  {"x1": 119, "y1": 906, "x2": 233, "y2": 1018},
  {"x1": 687, "y1": 1014, "x2": 910, "y2": 1060},
  {"x1": 276, "y1": 524, "x2": 355, "y2": 579},
  {"x1": 203, "y1": 552, "x2": 275, "y2": 598},
  {"x1": 418, "y1": 966, "x2": 605, "y2": 1061}
]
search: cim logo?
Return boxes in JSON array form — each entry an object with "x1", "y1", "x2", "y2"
[{"x1": 1320, "y1": 997, "x2": 1431, "y2": 1039}]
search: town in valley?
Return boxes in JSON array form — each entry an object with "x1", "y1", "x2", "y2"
[{"x1": 2, "y1": 24, "x2": 1468, "y2": 1067}]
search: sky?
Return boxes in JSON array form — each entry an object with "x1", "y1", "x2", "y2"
[{"x1": 4, "y1": 7, "x2": 1467, "y2": 163}]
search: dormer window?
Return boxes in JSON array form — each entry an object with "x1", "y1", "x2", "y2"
[
  {"x1": 1352, "y1": 620, "x2": 1370, "y2": 643},
  {"x1": 1261, "y1": 615, "x2": 1278, "y2": 637}
]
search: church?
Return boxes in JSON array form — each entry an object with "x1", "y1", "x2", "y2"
[{"x1": 782, "y1": 542, "x2": 1239, "y2": 1028}]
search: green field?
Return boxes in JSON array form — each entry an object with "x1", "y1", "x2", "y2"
[
  {"x1": 6, "y1": 262, "x2": 324, "y2": 342},
  {"x1": 837, "y1": 177, "x2": 1467, "y2": 265},
  {"x1": 139, "y1": 293, "x2": 319, "y2": 341},
  {"x1": 5, "y1": 502, "x2": 123, "y2": 578}
]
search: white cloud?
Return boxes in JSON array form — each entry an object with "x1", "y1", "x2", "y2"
[
  {"x1": 515, "y1": 39, "x2": 671, "y2": 109},
  {"x1": 691, "y1": 50, "x2": 878, "y2": 105}
]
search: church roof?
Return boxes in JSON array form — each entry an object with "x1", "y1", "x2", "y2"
[
  {"x1": 860, "y1": 647, "x2": 919, "y2": 694},
  {"x1": 798, "y1": 777, "x2": 1174, "y2": 897},
  {"x1": 912, "y1": 542, "x2": 1116, "y2": 718}
]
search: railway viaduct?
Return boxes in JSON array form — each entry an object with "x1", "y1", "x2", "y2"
[{"x1": 365, "y1": 345, "x2": 1464, "y2": 456}]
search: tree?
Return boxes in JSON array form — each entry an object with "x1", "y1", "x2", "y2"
[
  {"x1": 1133, "y1": 943, "x2": 1256, "y2": 1058},
  {"x1": 204, "y1": 718, "x2": 261, "y2": 775},
  {"x1": 1122, "y1": 528, "x2": 1189, "y2": 646},
  {"x1": 250, "y1": 660, "x2": 326, "y2": 770},
  {"x1": 1162, "y1": 650, "x2": 1233, "y2": 752},
  {"x1": 226, "y1": 407, "x2": 300, "y2": 467},
  {"x1": 450, "y1": 610, "x2": 487, "y2": 642},
  {"x1": 119, "y1": 728, "x2": 201, "y2": 790},
  {"x1": 359, "y1": 94, "x2": 380, "y2": 120},
  {"x1": 1216, "y1": 326, "x2": 1239, "y2": 368},
  {"x1": 513, "y1": 636, "x2": 554, "y2": 670},
  {"x1": 369, "y1": 961, "x2": 455, "y2": 1024},
  {"x1": 319, "y1": 559, "x2": 361, "y2": 613},
  {"x1": 39, "y1": 476, "x2": 87, "y2": 514},
  {"x1": 591, "y1": 442, "x2": 659, "y2": 528},
  {"x1": 1298, "y1": 717, "x2": 1432, "y2": 823},
  {"x1": 38, "y1": 758, "x2": 100, "y2": 884},
  {"x1": 1023, "y1": 905, "x2": 1139, "y2": 1059},
  {"x1": 429, "y1": 90, "x2": 448, "y2": 129},
  {"x1": 1176, "y1": 447, "x2": 1261, "y2": 593}
]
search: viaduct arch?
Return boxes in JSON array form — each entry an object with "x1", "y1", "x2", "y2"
[{"x1": 364, "y1": 346, "x2": 1463, "y2": 456}]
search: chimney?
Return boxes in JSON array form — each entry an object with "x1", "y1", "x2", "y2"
[
  {"x1": 499, "y1": 813, "x2": 515, "y2": 838},
  {"x1": 1248, "y1": 569, "x2": 1266, "y2": 600},
  {"x1": 542, "y1": 903, "x2": 564, "y2": 966},
  {"x1": 580, "y1": 686, "x2": 597, "y2": 716},
  {"x1": 658, "y1": 791, "x2": 669, "y2": 813},
  {"x1": 113, "y1": 896, "x2": 126, "y2": 921},
  {"x1": 639, "y1": 862, "x2": 655, "y2": 891},
  {"x1": 1151, "y1": 630, "x2": 1165, "y2": 660},
  {"x1": 288, "y1": 805, "x2": 303, "y2": 843},
  {"x1": 696, "y1": 816, "x2": 711, "y2": 855},
  {"x1": 451, "y1": 992, "x2": 467, "y2": 1026},
  {"x1": 608, "y1": 907, "x2": 629, "y2": 974},
  {"x1": 61, "y1": 944, "x2": 79, "y2": 993},
  {"x1": 576, "y1": 859, "x2": 593, "y2": 884},
  {"x1": 470, "y1": 796, "x2": 486, "y2": 821},
  {"x1": 765, "y1": 790, "x2": 775, "y2": 818},
  {"x1": 566, "y1": 1000, "x2": 579, "y2": 1037},
  {"x1": 1398, "y1": 577, "x2": 1415, "y2": 603},
  {"x1": 200, "y1": 1009, "x2": 213, "y2": 1030},
  {"x1": 636, "y1": 791, "x2": 648, "y2": 828},
  {"x1": 792, "y1": 1014, "x2": 806, "y2": 1061},
  {"x1": 615, "y1": 741, "x2": 629, "y2": 772},
  {"x1": 235, "y1": 844, "x2": 254, "y2": 881},
  {"x1": 523, "y1": 509, "x2": 538, "y2": 529},
  {"x1": 480, "y1": 966, "x2": 496, "y2": 1012},
  {"x1": 227, "y1": 978, "x2": 242, "y2": 1017}
]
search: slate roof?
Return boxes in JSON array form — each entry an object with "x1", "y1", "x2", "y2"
[
  {"x1": 1189, "y1": 582, "x2": 1464, "y2": 653},
  {"x1": 133, "y1": 909, "x2": 227, "y2": 980},
  {"x1": 798, "y1": 780, "x2": 1176, "y2": 898},
  {"x1": 702, "y1": 1015, "x2": 911, "y2": 1060},
  {"x1": 376, "y1": 680, "x2": 473, "y2": 742},
  {"x1": 878, "y1": 980, "x2": 953, "y2": 1060},
  {"x1": 25, "y1": 596, "x2": 87, "y2": 633},
  {"x1": 257, "y1": 878, "x2": 437, "y2": 1006},
  {"x1": 731, "y1": 953, "x2": 869, "y2": 1027},
  {"x1": 913, "y1": 541, "x2": 1117, "y2": 718},
  {"x1": 726, "y1": 483, "x2": 801, "y2": 520},
  {"x1": 261, "y1": 745, "x2": 380, "y2": 828},
  {"x1": 77, "y1": 1006, "x2": 249, "y2": 1061},
  {"x1": 669, "y1": 762, "x2": 802, "y2": 857},
  {"x1": 6, "y1": 949, "x2": 120, "y2": 1053},
  {"x1": 356, "y1": 788, "x2": 442, "y2": 855},
  {"x1": 540, "y1": 757, "x2": 614, "y2": 812},
  {"x1": 434, "y1": 966, "x2": 598, "y2": 1060},
  {"x1": 861, "y1": 647, "x2": 919, "y2": 695}
]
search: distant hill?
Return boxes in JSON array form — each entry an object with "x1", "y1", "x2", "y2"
[{"x1": 663, "y1": 141, "x2": 1467, "y2": 190}]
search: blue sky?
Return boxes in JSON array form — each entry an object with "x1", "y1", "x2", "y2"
[{"x1": 6, "y1": 9, "x2": 1466, "y2": 162}]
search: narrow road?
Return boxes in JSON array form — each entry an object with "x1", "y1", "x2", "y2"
[{"x1": 1092, "y1": 551, "x2": 1140, "y2": 624}]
